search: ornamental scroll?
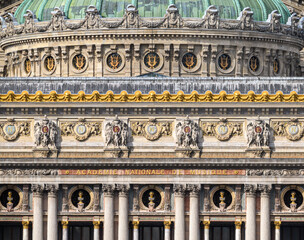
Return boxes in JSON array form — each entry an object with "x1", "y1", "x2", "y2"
[
  {"x1": 0, "y1": 119, "x2": 30, "y2": 141},
  {"x1": 272, "y1": 119, "x2": 304, "y2": 141},
  {"x1": 131, "y1": 119, "x2": 172, "y2": 141},
  {"x1": 61, "y1": 119, "x2": 102, "y2": 141}
]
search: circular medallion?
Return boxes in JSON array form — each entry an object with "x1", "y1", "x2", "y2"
[
  {"x1": 142, "y1": 189, "x2": 162, "y2": 209},
  {"x1": 249, "y1": 56, "x2": 260, "y2": 72},
  {"x1": 273, "y1": 58, "x2": 280, "y2": 74},
  {"x1": 213, "y1": 189, "x2": 232, "y2": 208},
  {"x1": 113, "y1": 126, "x2": 120, "y2": 133},
  {"x1": 0, "y1": 189, "x2": 20, "y2": 209},
  {"x1": 72, "y1": 54, "x2": 86, "y2": 71},
  {"x1": 283, "y1": 189, "x2": 303, "y2": 208},
  {"x1": 217, "y1": 124, "x2": 228, "y2": 135},
  {"x1": 288, "y1": 125, "x2": 299, "y2": 136},
  {"x1": 42, "y1": 126, "x2": 49, "y2": 133},
  {"x1": 184, "y1": 126, "x2": 191, "y2": 133},
  {"x1": 255, "y1": 126, "x2": 262, "y2": 133},
  {"x1": 218, "y1": 54, "x2": 231, "y2": 70},
  {"x1": 146, "y1": 124, "x2": 158, "y2": 135},
  {"x1": 144, "y1": 52, "x2": 160, "y2": 69},
  {"x1": 4, "y1": 124, "x2": 16, "y2": 136},
  {"x1": 182, "y1": 53, "x2": 197, "y2": 69},
  {"x1": 76, "y1": 124, "x2": 87, "y2": 135},
  {"x1": 71, "y1": 189, "x2": 91, "y2": 209},
  {"x1": 107, "y1": 53, "x2": 122, "y2": 70},
  {"x1": 24, "y1": 58, "x2": 31, "y2": 74},
  {"x1": 44, "y1": 56, "x2": 55, "y2": 72}
]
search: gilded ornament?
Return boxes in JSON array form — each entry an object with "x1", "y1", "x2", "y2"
[
  {"x1": 107, "y1": 53, "x2": 122, "y2": 70},
  {"x1": 24, "y1": 58, "x2": 31, "y2": 74},
  {"x1": 131, "y1": 119, "x2": 172, "y2": 141},
  {"x1": 249, "y1": 56, "x2": 259, "y2": 72},
  {"x1": 201, "y1": 120, "x2": 242, "y2": 141},
  {"x1": 218, "y1": 54, "x2": 231, "y2": 70},
  {"x1": 72, "y1": 54, "x2": 86, "y2": 70},
  {"x1": 144, "y1": 52, "x2": 160, "y2": 69},
  {"x1": 0, "y1": 120, "x2": 30, "y2": 141},
  {"x1": 182, "y1": 53, "x2": 197, "y2": 69},
  {"x1": 61, "y1": 120, "x2": 102, "y2": 141},
  {"x1": 273, "y1": 58, "x2": 280, "y2": 74},
  {"x1": 44, "y1": 56, "x2": 55, "y2": 72}
]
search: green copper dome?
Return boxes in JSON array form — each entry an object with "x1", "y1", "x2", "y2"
[{"x1": 14, "y1": 0, "x2": 290, "y2": 24}]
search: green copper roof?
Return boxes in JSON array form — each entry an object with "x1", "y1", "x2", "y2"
[{"x1": 14, "y1": 0, "x2": 290, "y2": 24}]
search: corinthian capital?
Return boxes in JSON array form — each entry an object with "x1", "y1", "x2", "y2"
[
  {"x1": 244, "y1": 184, "x2": 257, "y2": 196},
  {"x1": 45, "y1": 184, "x2": 59, "y2": 196},
  {"x1": 186, "y1": 184, "x2": 201, "y2": 196},
  {"x1": 31, "y1": 184, "x2": 44, "y2": 196},
  {"x1": 116, "y1": 184, "x2": 130, "y2": 196},
  {"x1": 258, "y1": 184, "x2": 272, "y2": 196},
  {"x1": 173, "y1": 184, "x2": 186, "y2": 197},
  {"x1": 102, "y1": 184, "x2": 115, "y2": 196}
]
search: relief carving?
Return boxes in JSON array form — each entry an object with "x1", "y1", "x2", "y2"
[
  {"x1": 202, "y1": 5, "x2": 220, "y2": 29},
  {"x1": 238, "y1": 7, "x2": 254, "y2": 30},
  {"x1": 132, "y1": 119, "x2": 172, "y2": 141},
  {"x1": 163, "y1": 4, "x2": 183, "y2": 28},
  {"x1": 49, "y1": 7, "x2": 66, "y2": 32},
  {"x1": 0, "y1": 169, "x2": 58, "y2": 176},
  {"x1": 267, "y1": 10, "x2": 282, "y2": 33},
  {"x1": 176, "y1": 116, "x2": 199, "y2": 148},
  {"x1": 84, "y1": 6, "x2": 101, "y2": 29},
  {"x1": 123, "y1": 4, "x2": 140, "y2": 28},
  {"x1": 23, "y1": 10, "x2": 36, "y2": 33},
  {"x1": 272, "y1": 119, "x2": 303, "y2": 141},
  {"x1": 61, "y1": 119, "x2": 102, "y2": 141},
  {"x1": 105, "y1": 116, "x2": 128, "y2": 147},
  {"x1": 201, "y1": 119, "x2": 242, "y2": 141},
  {"x1": 0, "y1": 119, "x2": 30, "y2": 141}
]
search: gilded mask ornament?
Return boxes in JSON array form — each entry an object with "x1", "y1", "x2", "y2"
[
  {"x1": 72, "y1": 54, "x2": 86, "y2": 71},
  {"x1": 0, "y1": 120, "x2": 30, "y2": 141},
  {"x1": 218, "y1": 54, "x2": 231, "y2": 70},
  {"x1": 61, "y1": 120, "x2": 102, "y2": 141},
  {"x1": 273, "y1": 119, "x2": 303, "y2": 141},
  {"x1": 107, "y1": 53, "x2": 122, "y2": 70},
  {"x1": 131, "y1": 119, "x2": 172, "y2": 141},
  {"x1": 201, "y1": 120, "x2": 242, "y2": 141},
  {"x1": 144, "y1": 52, "x2": 160, "y2": 69},
  {"x1": 182, "y1": 53, "x2": 197, "y2": 69}
]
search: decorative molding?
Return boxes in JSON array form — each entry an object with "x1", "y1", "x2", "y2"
[
  {"x1": 201, "y1": 119, "x2": 242, "y2": 141},
  {"x1": 273, "y1": 119, "x2": 304, "y2": 141},
  {"x1": 131, "y1": 119, "x2": 172, "y2": 141},
  {"x1": 1, "y1": 91, "x2": 304, "y2": 103},
  {"x1": 0, "y1": 119, "x2": 30, "y2": 141},
  {"x1": 247, "y1": 169, "x2": 304, "y2": 176},
  {"x1": 0, "y1": 169, "x2": 58, "y2": 175},
  {"x1": 61, "y1": 119, "x2": 102, "y2": 141}
]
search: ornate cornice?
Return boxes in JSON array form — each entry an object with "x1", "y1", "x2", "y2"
[{"x1": 0, "y1": 90, "x2": 303, "y2": 103}]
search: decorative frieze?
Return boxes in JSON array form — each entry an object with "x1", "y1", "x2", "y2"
[
  {"x1": 247, "y1": 169, "x2": 304, "y2": 176},
  {"x1": 61, "y1": 119, "x2": 102, "y2": 141},
  {"x1": 0, "y1": 169, "x2": 58, "y2": 175}
]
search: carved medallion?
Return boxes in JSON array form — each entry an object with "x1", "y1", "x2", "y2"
[
  {"x1": 0, "y1": 120, "x2": 30, "y2": 141},
  {"x1": 44, "y1": 56, "x2": 55, "y2": 72},
  {"x1": 201, "y1": 120, "x2": 242, "y2": 141},
  {"x1": 132, "y1": 120, "x2": 172, "y2": 141},
  {"x1": 144, "y1": 52, "x2": 160, "y2": 69},
  {"x1": 61, "y1": 120, "x2": 102, "y2": 141},
  {"x1": 218, "y1": 54, "x2": 231, "y2": 70},
  {"x1": 273, "y1": 120, "x2": 303, "y2": 141},
  {"x1": 107, "y1": 53, "x2": 122, "y2": 70},
  {"x1": 72, "y1": 54, "x2": 86, "y2": 70},
  {"x1": 249, "y1": 56, "x2": 260, "y2": 72},
  {"x1": 182, "y1": 53, "x2": 197, "y2": 69},
  {"x1": 24, "y1": 58, "x2": 31, "y2": 74}
]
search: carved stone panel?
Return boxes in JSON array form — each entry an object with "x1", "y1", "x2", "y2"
[
  {"x1": 273, "y1": 119, "x2": 304, "y2": 141},
  {"x1": 0, "y1": 119, "x2": 30, "y2": 141}
]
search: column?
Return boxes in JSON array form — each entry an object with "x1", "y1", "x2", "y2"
[
  {"x1": 32, "y1": 184, "x2": 44, "y2": 240},
  {"x1": 133, "y1": 221, "x2": 139, "y2": 240},
  {"x1": 102, "y1": 184, "x2": 115, "y2": 240},
  {"x1": 235, "y1": 221, "x2": 242, "y2": 240},
  {"x1": 203, "y1": 221, "x2": 210, "y2": 240},
  {"x1": 164, "y1": 221, "x2": 171, "y2": 240},
  {"x1": 173, "y1": 184, "x2": 185, "y2": 240},
  {"x1": 245, "y1": 184, "x2": 257, "y2": 240},
  {"x1": 61, "y1": 221, "x2": 68, "y2": 240},
  {"x1": 274, "y1": 221, "x2": 281, "y2": 240},
  {"x1": 259, "y1": 184, "x2": 271, "y2": 240},
  {"x1": 46, "y1": 184, "x2": 58, "y2": 240},
  {"x1": 188, "y1": 184, "x2": 200, "y2": 240},
  {"x1": 22, "y1": 221, "x2": 29, "y2": 240},
  {"x1": 118, "y1": 184, "x2": 130, "y2": 240},
  {"x1": 93, "y1": 221, "x2": 100, "y2": 240}
]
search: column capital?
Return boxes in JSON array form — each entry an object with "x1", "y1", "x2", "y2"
[
  {"x1": 203, "y1": 221, "x2": 210, "y2": 229},
  {"x1": 173, "y1": 184, "x2": 186, "y2": 197},
  {"x1": 61, "y1": 221, "x2": 69, "y2": 229},
  {"x1": 116, "y1": 184, "x2": 130, "y2": 196},
  {"x1": 31, "y1": 184, "x2": 44, "y2": 197},
  {"x1": 133, "y1": 221, "x2": 139, "y2": 229},
  {"x1": 164, "y1": 221, "x2": 171, "y2": 229},
  {"x1": 258, "y1": 184, "x2": 272, "y2": 196},
  {"x1": 235, "y1": 221, "x2": 242, "y2": 229},
  {"x1": 22, "y1": 221, "x2": 30, "y2": 229},
  {"x1": 186, "y1": 184, "x2": 201, "y2": 197},
  {"x1": 102, "y1": 184, "x2": 115, "y2": 197},
  {"x1": 244, "y1": 184, "x2": 257, "y2": 197},
  {"x1": 93, "y1": 221, "x2": 100, "y2": 229},
  {"x1": 45, "y1": 184, "x2": 59, "y2": 197},
  {"x1": 274, "y1": 221, "x2": 281, "y2": 229}
]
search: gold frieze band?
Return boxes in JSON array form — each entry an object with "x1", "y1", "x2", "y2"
[{"x1": 0, "y1": 90, "x2": 302, "y2": 103}]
